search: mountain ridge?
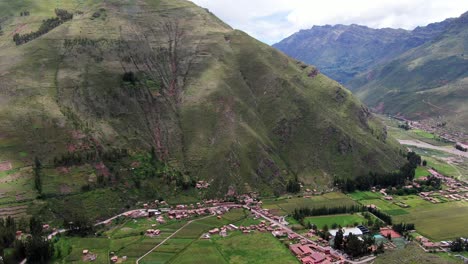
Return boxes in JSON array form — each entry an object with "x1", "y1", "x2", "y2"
[
  {"x1": 0, "y1": 0, "x2": 404, "y2": 220},
  {"x1": 273, "y1": 17, "x2": 455, "y2": 84}
]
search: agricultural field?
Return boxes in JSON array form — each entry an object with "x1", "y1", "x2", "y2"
[
  {"x1": 349, "y1": 190, "x2": 468, "y2": 240},
  {"x1": 375, "y1": 242, "x2": 460, "y2": 264},
  {"x1": 168, "y1": 231, "x2": 298, "y2": 264},
  {"x1": 393, "y1": 201, "x2": 468, "y2": 241},
  {"x1": 380, "y1": 116, "x2": 452, "y2": 147},
  {"x1": 303, "y1": 214, "x2": 366, "y2": 229},
  {"x1": 415, "y1": 166, "x2": 430, "y2": 178},
  {"x1": 53, "y1": 208, "x2": 252, "y2": 263},
  {"x1": 262, "y1": 192, "x2": 357, "y2": 215}
]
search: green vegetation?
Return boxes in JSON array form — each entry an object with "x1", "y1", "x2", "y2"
[
  {"x1": 393, "y1": 201, "x2": 468, "y2": 241},
  {"x1": 349, "y1": 189, "x2": 468, "y2": 241},
  {"x1": 13, "y1": 9, "x2": 73, "y2": 45},
  {"x1": 375, "y1": 242, "x2": 459, "y2": 264},
  {"x1": 415, "y1": 166, "x2": 430, "y2": 178},
  {"x1": 169, "y1": 231, "x2": 298, "y2": 264},
  {"x1": 304, "y1": 214, "x2": 366, "y2": 229},
  {"x1": 0, "y1": 0, "x2": 404, "y2": 225},
  {"x1": 262, "y1": 192, "x2": 357, "y2": 215},
  {"x1": 349, "y1": 12, "x2": 468, "y2": 130}
]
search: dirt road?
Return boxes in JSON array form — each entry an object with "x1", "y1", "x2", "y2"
[{"x1": 398, "y1": 140, "x2": 468, "y2": 158}]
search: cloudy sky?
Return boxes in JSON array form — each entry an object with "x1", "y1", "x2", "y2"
[{"x1": 191, "y1": 0, "x2": 468, "y2": 44}]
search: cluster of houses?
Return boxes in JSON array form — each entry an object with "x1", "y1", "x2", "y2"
[
  {"x1": 145, "y1": 228, "x2": 161, "y2": 237},
  {"x1": 377, "y1": 188, "x2": 394, "y2": 201},
  {"x1": 205, "y1": 224, "x2": 240, "y2": 238},
  {"x1": 289, "y1": 242, "x2": 343, "y2": 264},
  {"x1": 167, "y1": 203, "x2": 242, "y2": 220},
  {"x1": 394, "y1": 117, "x2": 465, "y2": 144},
  {"x1": 415, "y1": 236, "x2": 452, "y2": 251},
  {"x1": 195, "y1": 180, "x2": 210, "y2": 189},
  {"x1": 418, "y1": 169, "x2": 468, "y2": 203}
]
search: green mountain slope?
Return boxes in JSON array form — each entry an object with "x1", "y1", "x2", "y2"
[
  {"x1": 0, "y1": 0, "x2": 403, "y2": 218},
  {"x1": 348, "y1": 12, "x2": 468, "y2": 130}
]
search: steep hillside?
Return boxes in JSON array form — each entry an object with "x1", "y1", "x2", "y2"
[
  {"x1": 0, "y1": 0, "x2": 403, "y2": 219},
  {"x1": 348, "y1": 12, "x2": 468, "y2": 130},
  {"x1": 273, "y1": 20, "x2": 452, "y2": 84}
]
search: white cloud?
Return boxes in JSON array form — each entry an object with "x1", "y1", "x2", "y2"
[{"x1": 190, "y1": 0, "x2": 468, "y2": 44}]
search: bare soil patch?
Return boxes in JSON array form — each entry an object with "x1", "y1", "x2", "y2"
[
  {"x1": 0, "y1": 161, "x2": 12, "y2": 172},
  {"x1": 59, "y1": 184, "x2": 73, "y2": 194}
]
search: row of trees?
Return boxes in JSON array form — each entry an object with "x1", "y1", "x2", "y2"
[
  {"x1": 451, "y1": 238, "x2": 468, "y2": 252},
  {"x1": 392, "y1": 223, "x2": 415, "y2": 234},
  {"x1": 286, "y1": 177, "x2": 301, "y2": 193},
  {"x1": 292, "y1": 205, "x2": 365, "y2": 222},
  {"x1": 13, "y1": 9, "x2": 73, "y2": 45},
  {"x1": 335, "y1": 152, "x2": 421, "y2": 192},
  {"x1": 0, "y1": 217, "x2": 54, "y2": 264},
  {"x1": 367, "y1": 207, "x2": 392, "y2": 225},
  {"x1": 34, "y1": 157, "x2": 42, "y2": 194},
  {"x1": 53, "y1": 148, "x2": 129, "y2": 167},
  {"x1": 20, "y1": 11, "x2": 30, "y2": 16}
]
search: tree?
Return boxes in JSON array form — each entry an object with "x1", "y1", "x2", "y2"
[
  {"x1": 344, "y1": 233, "x2": 364, "y2": 258},
  {"x1": 33, "y1": 157, "x2": 42, "y2": 194},
  {"x1": 333, "y1": 228, "x2": 344, "y2": 250},
  {"x1": 375, "y1": 242, "x2": 385, "y2": 254},
  {"x1": 29, "y1": 217, "x2": 42, "y2": 236},
  {"x1": 323, "y1": 224, "x2": 329, "y2": 232},
  {"x1": 451, "y1": 238, "x2": 465, "y2": 252},
  {"x1": 286, "y1": 178, "x2": 301, "y2": 193},
  {"x1": 25, "y1": 236, "x2": 54, "y2": 264}
]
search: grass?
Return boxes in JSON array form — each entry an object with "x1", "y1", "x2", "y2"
[
  {"x1": 347, "y1": 191, "x2": 382, "y2": 200},
  {"x1": 53, "y1": 209, "x2": 252, "y2": 264},
  {"x1": 349, "y1": 190, "x2": 468, "y2": 240},
  {"x1": 169, "y1": 231, "x2": 298, "y2": 264},
  {"x1": 375, "y1": 242, "x2": 459, "y2": 264},
  {"x1": 304, "y1": 214, "x2": 366, "y2": 229},
  {"x1": 393, "y1": 201, "x2": 468, "y2": 241},
  {"x1": 415, "y1": 166, "x2": 430, "y2": 178}
]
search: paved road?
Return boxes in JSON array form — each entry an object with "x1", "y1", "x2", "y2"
[
  {"x1": 136, "y1": 215, "x2": 212, "y2": 264},
  {"x1": 250, "y1": 208, "x2": 376, "y2": 264},
  {"x1": 398, "y1": 139, "x2": 468, "y2": 158},
  {"x1": 95, "y1": 209, "x2": 146, "y2": 226}
]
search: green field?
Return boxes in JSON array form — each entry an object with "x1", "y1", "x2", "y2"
[
  {"x1": 349, "y1": 190, "x2": 468, "y2": 240},
  {"x1": 304, "y1": 214, "x2": 366, "y2": 229},
  {"x1": 415, "y1": 167, "x2": 430, "y2": 178},
  {"x1": 263, "y1": 192, "x2": 358, "y2": 215},
  {"x1": 169, "y1": 231, "x2": 298, "y2": 264},
  {"x1": 53, "y1": 208, "x2": 252, "y2": 263},
  {"x1": 393, "y1": 201, "x2": 468, "y2": 241},
  {"x1": 375, "y1": 242, "x2": 459, "y2": 264}
]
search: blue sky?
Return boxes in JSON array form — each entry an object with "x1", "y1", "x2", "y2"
[{"x1": 191, "y1": 0, "x2": 468, "y2": 44}]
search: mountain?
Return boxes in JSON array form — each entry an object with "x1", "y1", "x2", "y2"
[
  {"x1": 0, "y1": 0, "x2": 403, "y2": 219},
  {"x1": 273, "y1": 20, "x2": 453, "y2": 84},
  {"x1": 348, "y1": 12, "x2": 468, "y2": 130}
]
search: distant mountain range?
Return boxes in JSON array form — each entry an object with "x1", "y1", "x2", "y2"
[{"x1": 274, "y1": 12, "x2": 468, "y2": 129}]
